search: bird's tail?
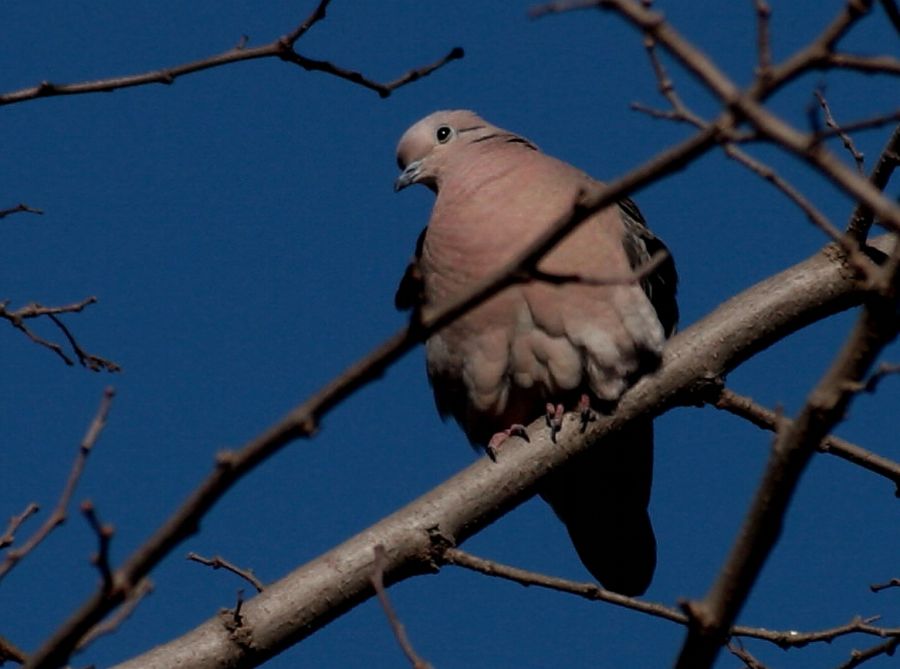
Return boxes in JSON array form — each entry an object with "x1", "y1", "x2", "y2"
[{"x1": 539, "y1": 418, "x2": 656, "y2": 596}]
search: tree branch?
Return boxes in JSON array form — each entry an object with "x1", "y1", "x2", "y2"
[
  {"x1": 0, "y1": 1, "x2": 463, "y2": 106},
  {"x1": 713, "y1": 387, "x2": 900, "y2": 494},
  {"x1": 0, "y1": 297, "x2": 120, "y2": 371},
  {"x1": 107, "y1": 236, "x2": 892, "y2": 669},
  {"x1": 187, "y1": 552, "x2": 265, "y2": 593},
  {"x1": 675, "y1": 239, "x2": 900, "y2": 668},
  {"x1": 24, "y1": 122, "x2": 722, "y2": 669},
  {"x1": 0, "y1": 203, "x2": 43, "y2": 219},
  {"x1": 0, "y1": 388, "x2": 115, "y2": 584}
]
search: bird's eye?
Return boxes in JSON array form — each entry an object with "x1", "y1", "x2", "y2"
[{"x1": 435, "y1": 125, "x2": 453, "y2": 143}]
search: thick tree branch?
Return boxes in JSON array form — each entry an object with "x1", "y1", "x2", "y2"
[
  {"x1": 24, "y1": 122, "x2": 721, "y2": 669},
  {"x1": 108, "y1": 237, "x2": 891, "y2": 669}
]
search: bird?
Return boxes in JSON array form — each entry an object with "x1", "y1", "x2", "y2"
[{"x1": 393, "y1": 110, "x2": 677, "y2": 596}]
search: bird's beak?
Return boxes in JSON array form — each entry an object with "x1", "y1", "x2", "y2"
[{"x1": 394, "y1": 160, "x2": 423, "y2": 192}]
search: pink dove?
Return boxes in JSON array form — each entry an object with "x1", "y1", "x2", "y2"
[{"x1": 394, "y1": 110, "x2": 677, "y2": 595}]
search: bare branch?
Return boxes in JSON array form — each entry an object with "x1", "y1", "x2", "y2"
[
  {"x1": 870, "y1": 577, "x2": 900, "y2": 592},
  {"x1": 753, "y1": 0, "x2": 773, "y2": 80},
  {"x1": 835, "y1": 636, "x2": 900, "y2": 669},
  {"x1": 0, "y1": 2, "x2": 462, "y2": 106},
  {"x1": 278, "y1": 47, "x2": 464, "y2": 99},
  {"x1": 629, "y1": 14, "x2": 879, "y2": 275},
  {"x1": 0, "y1": 297, "x2": 120, "y2": 371},
  {"x1": 26, "y1": 117, "x2": 722, "y2": 669},
  {"x1": 814, "y1": 89, "x2": 866, "y2": 172},
  {"x1": 677, "y1": 239, "x2": 900, "y2": 667},
  {"x1": 881, "y1": 0, "x2": 900, "y2": 34},
  {"x1": 231, "y1": 589, "x2": 246, "y2": 627},
  {"x1": 0, "y1": 203, "x2": 43, "y2": 219},
  {"x1": 47, "y1": 313, "x2": 121, "y2": 372},
  {"x1": 528, "y1": 248, "x2": 669, "y2": 286},
  {"x1": 727, "y1": 642, "x2": 771, "y2": 669},
  {"x1": 445, "y1": 548, "x2": 900, "y2": 649},
  {"x1": 713, "y1": 388, "x2": 900, "y2": 494},
  {"x1": 81, "y1": 501, "x2": 115, "y2": 590},
  {"x1": 827, "y1": 52, "x2": 900, "y2": 74},
  {"x1": 107, "y1": 235, "x2": 895, "y2": 669},
  {"x1": 444, "y1": 547, "x2": 688, "y2": 624},
  {"x1": 371, "y1": 546, "x2": 432, "y2": 669},
  {"x1": 814, "y1": 109, "x2": 900, "y2": 141},
  {"x1": 0, "y1": 387, "x2": 115, "y2": 584},
  {"x1": 0, "y1": 634, "x2": 28, "y2": 665},
  {"x1": 0, "y1": 502, "x2": 40, "y2": 550},
  {"x1": 534, "y1": 0, "x2": 900, "y2": 234},
  {"x1": 864, "y1": 360, "x2": 900, "y2": 391},
  {"x1": 76, "y1": 579, "x2": 154, "y2": 653},
  {"x1": 187, "y1": 552, "x2": 265, "y2": 593},
  {"x1": 848, "y1": 122, "x2": 900, "y2": 241}
]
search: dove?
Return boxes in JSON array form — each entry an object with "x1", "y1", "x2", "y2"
[{"x1": 394, "y1": 110, "x2": 677, "y2": 596}]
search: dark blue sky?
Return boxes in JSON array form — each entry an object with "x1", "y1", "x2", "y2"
[{"x1": 2, "y1": 2, "x2": 898, "y2": 668}]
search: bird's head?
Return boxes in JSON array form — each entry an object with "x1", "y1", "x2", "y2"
[{"x1": 394, "y1": 110, "x2": 490, "y2": 193}]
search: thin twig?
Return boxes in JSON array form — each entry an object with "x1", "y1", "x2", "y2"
[
  {"x1": 534, "y1": 0, "x2": 900, "y2": 235},
  {"x1": 0, "y1": 203, "x2": 43, "y2": 219},
  {"x1": 48, "y1": 313, "x2": 121, "y2": 372},
  {"x1": 633, "y1": 16, "x2": 876, "y2": 275},
  {"x1": 443, "y1": 548, "x2": 900, "y2": 648},
  {"x1": 863, "y1": 361, "x2": 900, "y2": 392},
  {"x1": 0, "y1": 503, "x2": 40, "y2": 549},
  {"x1": 827, "y1": 52, "x2": 900, "y2": 74},
  {"x1": 728, "y1": 641, "x2": 771, "y2": 669},
  {"x1": 528, "y1": 248, "x2": 668, "y2": 286},
  {"x1": 713, "y1": 388, "x2": 900, "y2": 495},
  {"x1": 76, "y1": 579, "x2": 153, "y2": 652},
  {"x1": 835, "y1": 636, "x2": 900, "y2": 669},
  {"x1": 1, "y1": 296, "x2": 120, "y2": 371},
  {"x1": 187, "y1": 552, "x2": 265, "y2": 593},
  {"x1": 870, "y1": 577, "x2": 900, "y2": 592},
  {"x1": 814, "y1": 88, "x2": 866, "y2": 173},
  {"x1": 754, "y1": 0, "x2": 773, "y2": 80},
  {"x1": 81, "y1": 501, "x2": 114, "y2": 590},
  {"x1": 814, "y1": 109, "x2": 900, "y2": 141},
  {"x1": 0, "y1": 387, "x2": 115, "y2": 583},
  {"x1": 232, "y1": 589, "x2": 245, "y2": 626},
  {"x1": 0, "y1": 1, "x2": 462, "y2": 106},
  {"x1": 371, "y1": 545, "x2": 432, "y2": 669},
  {"x1": 847, "y1": 122, "x2": 900, "y2": 241}
]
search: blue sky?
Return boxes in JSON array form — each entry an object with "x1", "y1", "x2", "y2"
[{"x1": 2, "y1": 2, "x2": 898, "y2": 668}]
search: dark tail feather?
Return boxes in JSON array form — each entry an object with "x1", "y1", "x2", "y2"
[{"x1": 539, "y1": 419, "x2": 656, "y2": 596}]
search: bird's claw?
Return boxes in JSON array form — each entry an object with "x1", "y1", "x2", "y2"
[
  {"x1": 578, "y1": 394, "x2": 595, "y2": 433},
  {"x1": 486, "y1": 424, "x2": 529, "y2": 461},
  {"x1": 545, "y1": 403, "x2": 564, "y2": 443}
]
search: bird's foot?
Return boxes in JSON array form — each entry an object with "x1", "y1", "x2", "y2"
[
  {"x1": 578, "y1": 394, "x2": 595, "y2": 433},
  {"x1": 545, "y1": 403, "x2": 564, "y2": 443},
  {"x1": 485, "y1": 424, "x2": 529, "y2": 461}
]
